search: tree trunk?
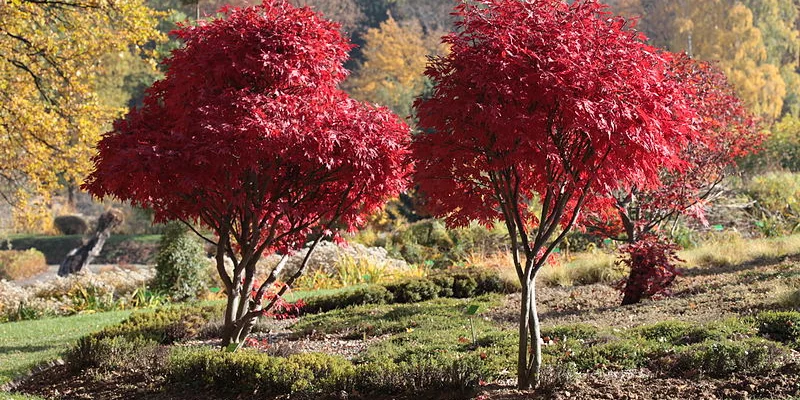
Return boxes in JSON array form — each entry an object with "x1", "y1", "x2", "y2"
[
  {"x1": 57, "y1": 209, "x2": 123, "y2": 277},
  {"x1": 517, "y1": 282, "x2": 532, "y2": 389},
  {"x1": 66, "y1": 184, "x2": 78, "y2": 210},
  {"x1": 517, "y1": 277, "x2": 543, "y2": 390},
  {"x1": 529, "y1": 281, "x2": 542, "y2": 386},
  {"x1": 221, "y1": 289, "x2": 240, "y2": 348}
]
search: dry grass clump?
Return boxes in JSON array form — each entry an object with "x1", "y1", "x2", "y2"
[
  {"x1": 680, "y1": 233, "x2": 800, "y2": 269},
  {"x1": 467, "y1": 249, "x2": 620, "y2": 288},
  {"x1": 0, "y1": 249, "x2": 47, "y2": 280},
  {"x1": 539, "y1": 251, "x2": 620, "y2": 287}
]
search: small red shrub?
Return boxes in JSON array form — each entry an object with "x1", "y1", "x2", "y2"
[{"x1": 616, "y1": 235, "x2": 683, "y2": 305}]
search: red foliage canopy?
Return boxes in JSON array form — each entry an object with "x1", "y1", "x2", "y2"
[
  {"x1": 585, "y1": 55, "x2": 761, "y2": 242},
  {"x1": 413, "y1": 0, "x2": 696, "y2": 255},
  {"x1": 84, "y1": 1, "x2": 412, "y2": 254},
  {"x1": 84, "y1": 1, "x2": 412, "y2": 347}
]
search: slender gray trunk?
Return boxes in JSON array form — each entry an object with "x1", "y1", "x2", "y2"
[
  {"x1": 222, "y1": 289, "x2": 240, "y2": 347},
  {"x1": 529, "y1": 281, "x2": 542, "y2": 386},
  {"x1": 517, "y1": 278, "x2": 542, "y2": 389},
  {"x1": 517, "y1": 282, "x2": 531, "y2": 389}
]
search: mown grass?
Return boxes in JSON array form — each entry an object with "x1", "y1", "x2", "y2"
[{"x1": 0, "y1": 310, "x2": 132, "y2": 384}]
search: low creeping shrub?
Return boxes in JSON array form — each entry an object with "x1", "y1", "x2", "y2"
[
  {"x1": 68, "y1": 335, "x2": 167, "y2": 373},
  {"x1": 657, "y1": 338, "x2": 789, "y2": 378},
  {"x1": 303, "y1": 285, "x2": 394, "y2": 314},
  {"x1": 384, "y1": 278, "x2": 440, "y2": 303},
  {"x1": 92, "y1": 304, "x2": 220, "y2": 344},
  {"x1": 169, "y1": 349, "x2": 354, "y2": 395},
  {"x1": 756, "y1": 311, "x2": 800, "y2": 346},
  {"x1": 302, "y1": 268, "x2": 518, "y2": 314},
  {"x1": 168, "y1": 347, "x2": 492, "y2": 397}
]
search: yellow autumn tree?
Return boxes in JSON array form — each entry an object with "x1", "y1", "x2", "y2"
[
  {"x1": 345, "y1": 16, "x2": 431, "y2": 119},
  {"x1": 742, "y1": 0, "x2": 800, "y2": 117},
  {"x1": 672, "y1": 1, "x2": 786, "y2": 120},
  {"x1": 0, "y1": 0, "x2": 162, "y2": 231},
  {"x1": 609, "y1": 0, "x2": 789, "y2": 121}
]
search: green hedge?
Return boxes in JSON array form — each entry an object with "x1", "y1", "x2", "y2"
[
  {"x1": 168, "y1": 347, "x2": 490, "y2": 396},
  {"x1": 303, "y1": 268, "x2": 518, "y2": 314},
  {"x1": 9, "y1": 234, "x2": 160, "y2": 264},
  {"x1": 91, "y1": 304, "x2": 220, "y2": 344}
]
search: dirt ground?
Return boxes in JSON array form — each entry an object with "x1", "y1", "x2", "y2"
[{"x1": 491, "y1": 255, "x2": 800, "y2": 330}]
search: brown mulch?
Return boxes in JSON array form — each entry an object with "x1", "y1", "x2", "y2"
[
  {"x1": 474, "y1": 364, "x2": 800, "y2": 400},
  {"x1": 15, "y1": 362, "x2": 800, "y2": 400}
]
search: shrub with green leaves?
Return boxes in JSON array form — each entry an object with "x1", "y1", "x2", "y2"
[
  {"x1": 359, "y1": 354, "x2": 490, "y2": 394},
  {"x1": 68, "y1": 335, "x2": 166, "y2": 373},
  {"x1": 93, "y1": 304, "x2": 220, "y2": 344},
  {"x1": 541, "y1": 324, "x2": 599, "y2": 342},
  {"x1": 757, "y1": 311, "x2": 800, "y2": 346},
  {"x1": 301, "y1": 268, "x2": 517, "y2": 314},
  {"x1": 169, "y1": 348, "x2": 355, "y2": 395},
  {"x1": 745, "y1": 172, "x2": 800, "y2": 236},
  {"x1": 0, "y1": 249, "x2": 47, "y2": 281},
  {"x1": 568, "y1": 337, "x2": 664, "y2": 371},
  {"x1": 750, "y1": 115, "x2": 800, "y2": 172},
  {"x1": 384, "y1": 278, "x2": 440, "y2": 303},
  {"x1": 380, "y1": 219, "x2": 508, "y2": 268},
  {"x1": 303, "y1": 285, "x2": 394, "y2": 313},
  {"x1": 168, "y1": 347, "x2": 492, "y2": 397},
  {"x1": 659, "y1": 339, "x2": 789, "y2": 378},
  {"x1": 152, "y1": 222, "x2": 209, "y2": 301},
  {"x1": 634, "y1": 319, "x2": 755, "y2": 346}
]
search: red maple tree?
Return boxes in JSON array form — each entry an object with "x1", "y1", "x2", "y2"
[
  {"x1": 84, "y1": 1, "x2": 411, "y2": 348},
  {"x1": 413, "y1": 0, "x2": 697, "y2": 389},
  {"x1": 583, "y1": 55, "x2": 761, "y2": 305}
]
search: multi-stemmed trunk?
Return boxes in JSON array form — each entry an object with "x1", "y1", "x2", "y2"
[
  {"x1": 516, "y1": 277, "x2": 543, "y2": 389},
  {"x1": 218, "y1": 234, "x2": 323, "y2": 350}
]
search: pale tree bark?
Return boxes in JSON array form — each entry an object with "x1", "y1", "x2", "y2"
[{"x1": 58, "y1": 209, "x2": 124, "y2": 277}]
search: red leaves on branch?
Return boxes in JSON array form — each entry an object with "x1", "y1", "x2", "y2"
[
  {"x1": 639, "y1": 55, "x2": 761, "y2": 227},
  {"x1": 617, "y1": 234, "x2": 683, "y2": 305},
  {"x1": 84, "y1": 0, "x2": 412, "y2": 254},
  {"x1": 413, "y1": 0, "x2": 695, "y2": 245},
  {"x1": 581, "y1": 55, "x2": 761, "y2": 305},
  {"x1": 83, "y1": 0, "x2": 411, "y2": 346}
]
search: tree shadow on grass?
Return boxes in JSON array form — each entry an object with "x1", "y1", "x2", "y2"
[{"x1": 0, "y1": 345, "x2": 54, "y2": 355}]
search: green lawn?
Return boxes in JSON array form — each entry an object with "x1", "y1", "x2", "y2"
[
  {"x1": 0, "y1": 286, "x2": 349, "y2": 385},
  {"x1": 0, "y1": 310, "x2": 132, "y2": 384}
]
